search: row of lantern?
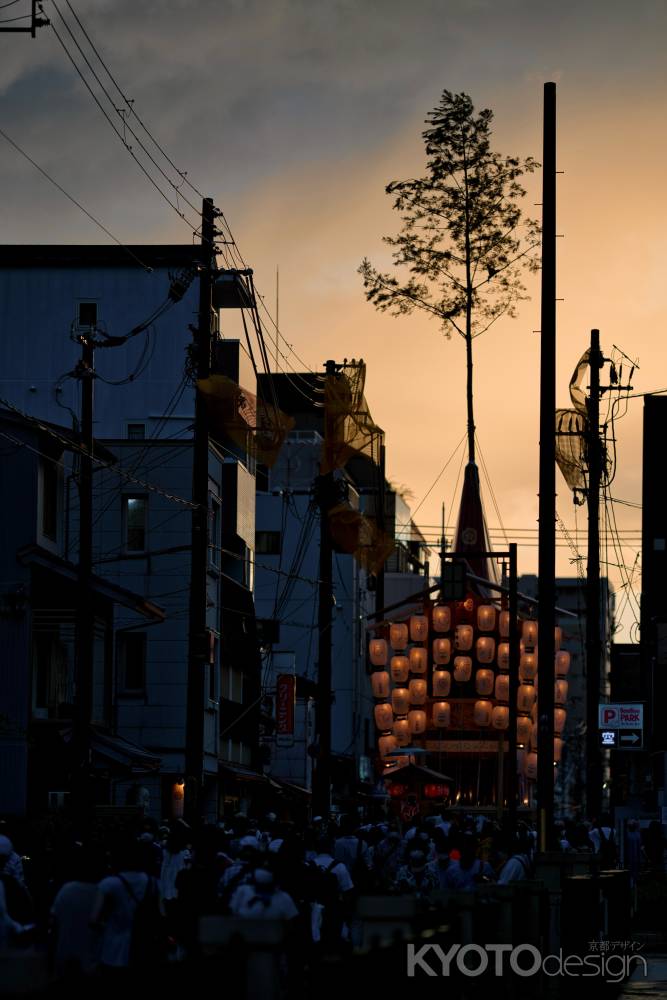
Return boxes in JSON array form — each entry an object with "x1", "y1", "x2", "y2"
[{"x1": 374, "y1": 611, "x2": 562, "y2": 649}]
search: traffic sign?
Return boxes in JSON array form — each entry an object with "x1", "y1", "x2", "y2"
[
  {"x1": 598, "y1": 703, "x2": 643, "y2": 729},
  {"x1": 618, "y1": 729, "x2": 643, "y2": 749}
]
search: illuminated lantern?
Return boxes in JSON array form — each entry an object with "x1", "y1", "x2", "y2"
[
  {"x1": 369, "y1": 638, "x2": 388, "y2": 666},
  {"x1": 370, "y1": 671, "x2": 390, "y2": 698},
  {"x1": 554, "y1": 707, "x2": 567, "y2": 734},
  {"x1": 408, "y1": 709, "x2": 427, "y2": 734},
  {"x1": 554, "y1": 626, "x2": 562, "y2": 652},
  {"x1": 499, "y1": 610, "x2": 511, "y2": 638},
  {"x1": 526, "y1": 751, "x2": 538, "y2": 781},
  {"x1": 453, "y1": 656, "x2": 472, "y2": 683},
  {"x1": 475, "y1": 668, "x2": 494, "y2": 696},
  {"x1": 390, "y1": 656, "x2": 409, "y2": 683},
  {"x1": 494, "y1": 674, "x2": 509, "y2": 702},
  {"x1": 433, "y1": 638, "x2": 452, "y2": 665},
  {"x1": 477, "y1": 605, "x2": 497, "y2": 632},
  {"x1": 554, "y1": 679, "x2": 568, "y2": 706},
  {"x1": 409, "y1": 615, "x2": 429, "y2": 642},
  {"x1": 474, "y1": 700, "x2": 493, "y2": 727},
  {"x1": 476, "y1": 636, "x2": 495, "y2": 664},
  {"x1": 519, "y1": 652, "x2": 538, "y2": 681},
  {"x1": 553, "y1": 735, "x2": 564, "y2": 763},
  {"x1": 517, "y1": 715, "x2": 532, "y2": 743},
  {"x1": 409, "y1": 678, "x2": 427, "y2": 705},
  {"x1": 455, "y1": 625, "x2": 473, "y2": 651},
  {"x1": 432, "y1": 702, "x2": 451, "y2": 728},
  {"x1": 555, "y1": 650, "x2": 571, "y2": 677},
  {"x1": 393, "y1": 718, "x2": 410, "y2": 746},
  {"x1": 492, "y1": 705, "x2": 509, "y2": 730},
  {"x1": 423, "y1": 783, "x2": 448, "y2": 799},
  {"x1": 433, "y1": 670, "x2": 452, "y2": 697},
  {"x1": 529, "y1": 721, "x2": 538, "y2": 750},
  {"x1": 531, "y1": 701, "x2": 538, "y2": 723},
  {"x1": 392, "y1": 688, "x2": 410, "y2": 715},
  {"x1": 522, "y1": 620, "x2": 538, "y2": 648},
  {"x1": 409, "y1": 647, "x2": 428, "y2": 674},
  {"x1": 378, "y1": 735, "x2": 398, "y2": 758},
  {"x1": 517, "y1": 684, "x2": 536, "y2": 713},
  {"x1": 389, "y1": 622, "x2": 409, "y2": 651},
  {"x1": 374, "y1": 703, "x2": 393, "y2": 730},
  {"x1": 497, "y1": 642, "x2": 510, "y2": 670},
  {"x1": 388, "y1": 782, "x2": 408, "y2": 798},
  {"x1": 432, "y1": 605, "x2": 452, "y2": 632}
]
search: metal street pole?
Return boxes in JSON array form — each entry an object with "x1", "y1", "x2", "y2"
[
  {"x1": 508, "y1": 543, "x2": 519, "y2": 832},
  {"x1": 537, "y1": 81, "x2": 557, "y2": 851}
]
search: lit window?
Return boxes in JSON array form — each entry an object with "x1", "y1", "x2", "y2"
[{"x1": 123, "y1": 496, "x2": 147, "y2": 552}]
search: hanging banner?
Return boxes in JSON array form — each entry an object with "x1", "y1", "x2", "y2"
[{"x1": 276, "y1": 675, "x2": 296, "y2": 735}]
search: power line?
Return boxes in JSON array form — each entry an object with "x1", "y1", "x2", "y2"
[{"x1": 0, "y1": 126, "x2": 152, "y2": 272}]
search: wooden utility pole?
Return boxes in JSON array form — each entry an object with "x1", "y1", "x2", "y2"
[
  {"x1": 586, "y1": 328, "x2": 603, "y2": 820},
  {"x1": 185, "y1": 196, "x2": 215, "y2": 822},
  {"x1": 73, "y1": 331, "x2": 95, "y2": 825},
  {"x1": 537, "y1": 81, "x2": 557, "y2": 851},
  {"x1": 375, "y1": 442, "x2": 386, "y2": 622}
]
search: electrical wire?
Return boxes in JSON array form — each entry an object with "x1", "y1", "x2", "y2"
[{"x1": 0, "y1": 126, "x2": 152, "y2": 272}]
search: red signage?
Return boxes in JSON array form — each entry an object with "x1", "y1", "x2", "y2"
[{"x1": 276, "y1": 674, "x2": 295, "y2": 735}]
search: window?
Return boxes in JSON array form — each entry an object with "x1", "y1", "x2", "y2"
[
  {"x1": 209, "y1": 633, "x2": 218, "y2": 701},
  {"x1": 255, "y1": 531, "x2": 281, "y2": 555},
  {"x1": 221, "y1": 664, "x2": 243, "y2": 703},
  {"x1": 123, "y1": 495, "x2": 147, "y2": 552},
  {"x1": 119, "y1": 632, "x2": 146, "y2": 692},
  {"x1": 127, "y1": 423, "x2": 146, "y2": 440},
  {"x1": 209, "y1": 497, "x2": 221, "y2": 568},
  {"x1": 78, "y1": 301, "x2": 98, "y2": 328},
  {"x1": 41, "y1": 461, "x2": 58, "y2": 541}
]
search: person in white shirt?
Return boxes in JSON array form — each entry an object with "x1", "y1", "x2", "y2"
[
  {"x1": 90, "y1": 840, "x2": 154, "y2": 970},
  {"x1": 229, "y1": 867, "x2": 299, "y2": 921},
  {"x1": 50, "y1": 845, "x2": 104, "y2": 979},
  {"x1": 498, "y1": 829, "x2": 534, "y2": 884}
]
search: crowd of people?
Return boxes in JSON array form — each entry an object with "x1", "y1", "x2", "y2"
[{"x1": 0, "y1": 808, "x2": 660, "y2": 986}]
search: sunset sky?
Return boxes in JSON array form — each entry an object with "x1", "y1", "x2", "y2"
[{"x1": 2, "y1": 0, "x2": 665, "y2": 642}]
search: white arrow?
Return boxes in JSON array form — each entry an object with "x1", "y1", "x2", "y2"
[{"x1": 620, "y1": 732, "x2": 640, "y2": 744}]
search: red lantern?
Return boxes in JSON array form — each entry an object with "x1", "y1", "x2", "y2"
[
  {"x1": 388, "y1": 783, "x2": 408, "y2": 798},
  {"x1": 423, "y1": 783, "x2": 450, "y2": 799}
]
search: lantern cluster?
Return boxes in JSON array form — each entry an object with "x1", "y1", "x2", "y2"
[
  {"x1": 518, "y1": 623, "x2": 570, "y2": 782},
  {"x1": 370, "y1": 605, "x2": 571, "y2": 771}
]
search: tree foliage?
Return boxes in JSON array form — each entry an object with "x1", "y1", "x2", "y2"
[
  {"x1": 360, "y1": 90, "x2": 540, "y2": 341},
  {"x1": 359, "y1": 90, "x2": 540, "y2": 463}
]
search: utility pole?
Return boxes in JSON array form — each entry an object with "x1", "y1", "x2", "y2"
[
  {"x1": 0, "y1": 1, "x2": 49, "y2": 34},
  {"x1": 312, "y1": 359, "x2": 337, "y2": 819},
  {"x1": 507, "y1": 543, "x2": 519, "y2": 833},
  {"x1": 185, "y1": 197, "x2": 216, "y2": 823},
  {"x1": 586, "y1": 328, "x2": 603, "y2": 821},
  {"x1": 374, "y1": 442, "x2": 386, "y2": 622},
  {"x1": 537, "y1": 81, "x2": 557, "y2": 851},
  {"x1": 73, "y1": 329, "x2": 95, "y2": 827}
]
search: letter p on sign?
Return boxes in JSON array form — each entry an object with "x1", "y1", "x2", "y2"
[{"x1": 603, "y1": 708, "x2": 616, "y2": 724}]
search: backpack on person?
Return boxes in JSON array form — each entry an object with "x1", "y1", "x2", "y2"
[
  {"x1": 597, "y1": 827, "x2": 617, "y2": 868},
  {"x1": 117, "y1": 874, "x2": 166, "y2": 967},
  {"x1": 350, "y1": 838, "x2": 376, "y2": 895},
  {"x1": 306, "y1": 859, "x2": 341, "y2": 909}
]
